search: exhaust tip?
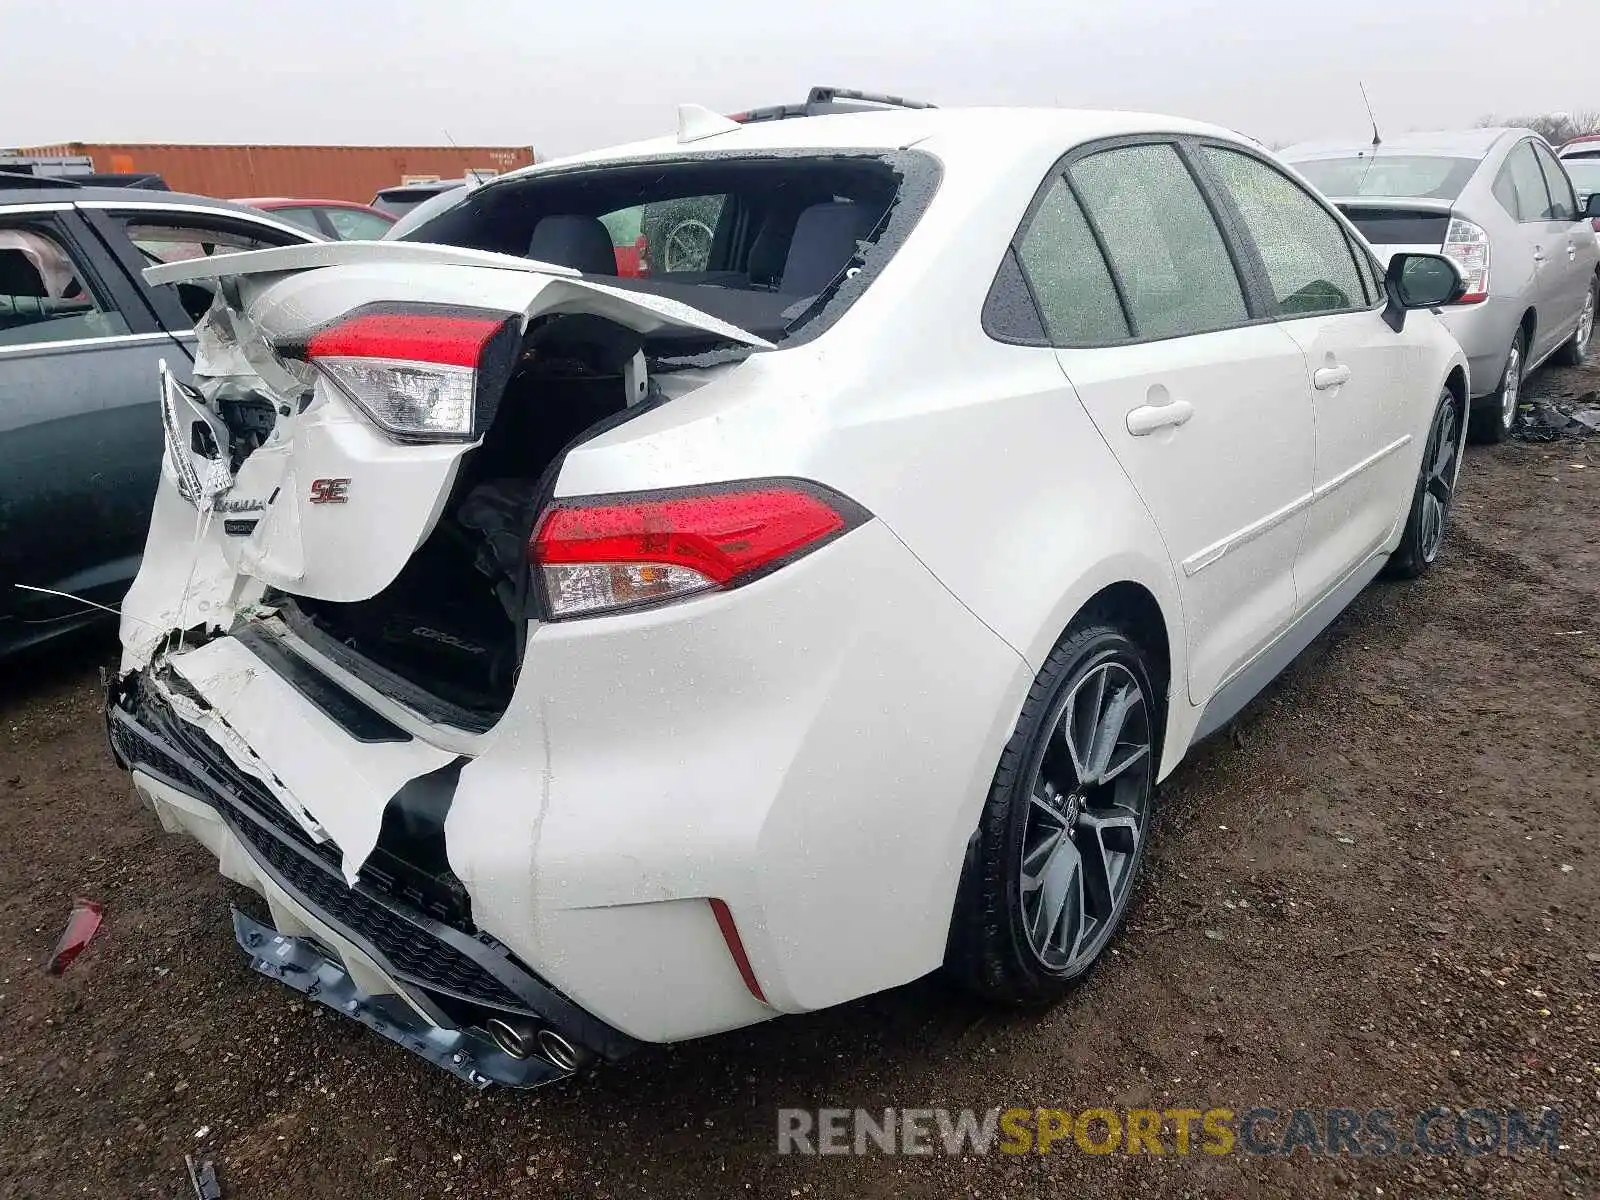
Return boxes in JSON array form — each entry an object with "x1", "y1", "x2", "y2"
[
  {"x1": 536, "y1": 1028, "x2": 586, "y2": 1072},
  {"x1": 485, "y1": 1017, "x2": 537, "y2": 1060}
]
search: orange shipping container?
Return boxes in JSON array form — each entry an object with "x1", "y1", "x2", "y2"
[{"x1": 15, "y1": 143, "x2": 535, "y2": 203}]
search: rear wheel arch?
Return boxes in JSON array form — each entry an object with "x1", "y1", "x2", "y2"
[{"x1": 1078, "y1": 581, "x2": 1170, "y2": 702}]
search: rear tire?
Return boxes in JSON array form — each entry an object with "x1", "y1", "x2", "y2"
[
  {"x1": 1468, "y1": 330, "x2": 1524, "y2": 444},
  {"x1": 1551, "y1": 278, "x2": 1596, "y2": 368},
  {"x1": 948, "y1": 617, "x2": 1160, "y2": 1006},
  {"x1": 1386, "y1": 387, "x2": 1461, "y2": 580}
]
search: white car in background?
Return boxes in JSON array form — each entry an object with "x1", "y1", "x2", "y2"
[
  {"x1": 108, "y1": 103, "x2": 1469, "y2": 1087},
  {"x1": 1284, "y1": 129, "x2": 1600, "y2": 443}
]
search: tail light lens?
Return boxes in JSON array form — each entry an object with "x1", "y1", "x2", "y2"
[
  {"x1": 300, "y1": 303, "x2": 521, "y2": 441},
  {"x1": 530, "y1": 480, "x2": 868, "y2": 619},
  {"x1": 1441, "y1": 216, "x2": 1490, "y2": 304}
]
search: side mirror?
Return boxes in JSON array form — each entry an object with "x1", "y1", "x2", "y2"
[
  {"x1": 1585, "y1": 192, "x2": 1600, "y2": 220},
  {"x1": 1382, "y1": 252, "x2": 1466, "y2": 331}
]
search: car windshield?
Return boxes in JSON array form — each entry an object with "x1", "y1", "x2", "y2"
[
  {"x1": 399, "y1": 151, "x2": 937, "y2": 354},
  {"x1": 372, "y1": 186, "x2": 451, "y2": 217},
  {"x1": 384, "y1": 185, "x2": 470, "y2": 238},
  {"x1": 1290, "y1": 154, "x2": 1479, "y2": 200}
]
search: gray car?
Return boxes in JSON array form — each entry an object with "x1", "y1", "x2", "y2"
[
  {"x1": 0, "y1": 180, "x2": 315, "y2": 657},
  {"x1": 1285, "y1": 129, "x2": 1600, "y2": 442}
]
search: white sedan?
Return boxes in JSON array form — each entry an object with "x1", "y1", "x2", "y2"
[{"x1": 109, "y1": 102, "x2": 1469, "y2": 1086}]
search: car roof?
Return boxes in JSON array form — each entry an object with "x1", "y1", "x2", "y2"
[
  {"x1": 1280, "y1": 127, "x2": 1525, "y2": 161},
  {"x1": 375, "y1": 180, "x2": 464, "y2": 194},
  {"x1": 0, "y1": 183, "x2": 278, "y2": 215},
  {"x1": 240, "y1": 197, "x2": 385, "y2": 211},
  {"x1": 496, "y1": 106, "x2": 1260, "y2": 181}
]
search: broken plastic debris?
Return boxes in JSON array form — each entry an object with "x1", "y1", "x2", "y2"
[
  {"x1": 186, "y1": 1154, "x2": 222, "y2": 1200},
  {"x1": 45, "y1": 898, "x2": 103, "y2": 975},
  {"x1": 1513, "y1": 395, "x2": 1600, "y2": 442}
]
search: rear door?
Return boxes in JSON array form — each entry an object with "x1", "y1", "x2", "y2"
[
  {"x1": 1043, "y1": 139, "x2": 1316, "y2": 704},
  {"x1": 0, "y1": 205, "x2": 171, "y2": 634},
  {"x1": 1196, "y1": 142, "x2": 1420, "y2": 605},
  {"x1": 1531, "y1": 141, "x2": 1592, "y2": 342},
  {"x1": 1500, "y1": 140, "x2": 1568, "y2": 360}
]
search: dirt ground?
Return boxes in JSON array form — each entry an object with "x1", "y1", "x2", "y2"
[{"x1": 3, "y1": 361, "x2": 1598, "y2": 1200}]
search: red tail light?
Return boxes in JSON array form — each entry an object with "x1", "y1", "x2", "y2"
[
  {"x1": 1441, "y1": 216, "x2": 1490, "y2": 305},
  {"x1": 297, "y1": 303, "x2": 521, "y2": 441},
  {"x1": 530, "y1": 480, "x2": 867, "y2": 619}
]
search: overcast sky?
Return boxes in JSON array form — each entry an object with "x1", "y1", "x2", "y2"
[{"x1": 2, "y1": 0, "x2": 1594, "y2": 156}]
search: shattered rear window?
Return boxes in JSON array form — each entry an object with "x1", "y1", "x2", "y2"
[{"x1": 399, "y1": 150, "x2": 941, "y2": 355}]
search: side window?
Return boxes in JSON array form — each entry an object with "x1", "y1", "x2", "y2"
[
  {"x1": 1532, "y1": 144, "x2": 1578, "y2": 222},
  {"x1": 1503, "y1": 143, "x2": 1554, "y2": 222},
  {"x1": 1068, "y1": 143, "x2": 1249, "y2": 340},
  {"x1": 0, "y1": 224, "x2": 130, "y2": 348},
  {"x1": 324, "y1": 207, "x2": 394, "y2": 240},
  {"x1": 1202, "y1": 146, "x2": 1368, "y2": 316},
  {"x1": 600, "y1": 196, "x2": 728, "y2": 275},
  {"x1": 1014, "y1": 175, "x2": 1129, "y2": 343},
  {"x1": 270, "y1": 207, "x2": 325, "y2": 235},
  {"x1": 598, "y1": 205, "x2": 644, "y2": 274},
  {"x1": 1492, "y1": 163, "x2": 1523, "y2": 220},
  {"x1": 119, "y1": 216, "x2": 305, "y2": 324},
  {"x1": 644, "y1": 196, "x2": 727, "y2": 274},
  {"x1": 125, "y1": 220, "x2": 286, "y2": 264}
]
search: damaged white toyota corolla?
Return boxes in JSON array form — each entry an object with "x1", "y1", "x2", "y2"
[{"x1": 107, "y1": 106, "x2": 1471, "y2": 1087}]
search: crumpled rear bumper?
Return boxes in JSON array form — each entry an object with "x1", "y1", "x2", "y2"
[{"x1": 106, "y1": 675, "x2": 637, "y2": 1087}]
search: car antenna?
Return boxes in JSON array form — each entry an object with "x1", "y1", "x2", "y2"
[{"x1": 1359, "y1": 81, "x2": 1382, "y2": 148}]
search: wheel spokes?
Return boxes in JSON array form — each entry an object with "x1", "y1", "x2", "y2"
[
  {"x1": 1078, "y1": 806, "x2": 1140, "y2": 921},
  {"x1": 1063, "y1": 666, "x2": 1148, "y2": 788},
  {"x1": 1024, "y1": 826, "x2": 1084, "y2": 961},
  {"x1": 1018, "y1": 659, "x2": 1153, "y2": 971}
]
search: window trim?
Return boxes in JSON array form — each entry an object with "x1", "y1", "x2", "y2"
[
  {"x1": 1499, "y1": 140, "x2": 1557, "y2": 224},
  {"x1": 1188, "y1": 138, "x2": 1386, "y2": 320},
  {"x1": 984, "y1": 132, "x2": 1355, "y2": 351},
  {"x1": 73, "y1": 198, "x2": 321, "y2": 244},
  {"x1": 0, "y1": 210, "x2": 153, "y2": 353},
  {"x1": 79, "y1": 204, "x2": 315, "y2": 334},
  {"x1": 1530, "y1": 141, "x2": 1579, "y2": 222}
]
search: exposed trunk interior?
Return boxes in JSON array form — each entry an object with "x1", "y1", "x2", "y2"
[{"x1": 276, "y1": 324, "x2": 651, "y2": 728}]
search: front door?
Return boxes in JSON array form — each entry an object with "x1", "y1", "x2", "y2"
[{"x1": 1194, "y1": 143, "x2": 1420, "y2": 605}]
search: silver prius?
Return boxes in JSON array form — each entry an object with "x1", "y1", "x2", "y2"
[{"x1": 1285, "y1": 128, "x2": 1600, "y2": 442}]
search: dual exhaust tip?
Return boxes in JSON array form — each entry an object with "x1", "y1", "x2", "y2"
[{"x1": 485, "y1": 1016, "x2": 591, "y2": 1073}]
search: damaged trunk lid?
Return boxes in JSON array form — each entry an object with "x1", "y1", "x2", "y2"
[
  {"x1": 140, "y1": 241, "x2": 770, "y2": 612},
  {"x1": 124, "y1": 242, "x2": 770, "y2": 880}
]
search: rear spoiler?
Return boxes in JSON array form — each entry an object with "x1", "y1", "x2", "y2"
[{"x1": 1326, "y1": 196, "x2": 1456, "y2": 215}]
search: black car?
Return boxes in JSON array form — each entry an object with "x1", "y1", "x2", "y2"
[{"x1": 0, "y1": 179, "x2": 317, "y2": 657}]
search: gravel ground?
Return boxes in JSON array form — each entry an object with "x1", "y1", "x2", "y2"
[{"x1": 3, "y1": 360, "x2": 1598, "y2": 1199}]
